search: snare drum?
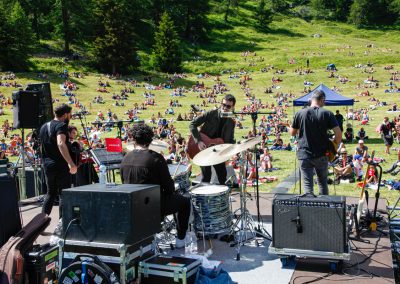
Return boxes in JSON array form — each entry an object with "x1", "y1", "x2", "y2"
[
  {"x1": 168, "y1": 164, "x2": 191, "y2": 193},
  {"x1": 190, "y1": 185, "x2": 232, "y2": 234}
]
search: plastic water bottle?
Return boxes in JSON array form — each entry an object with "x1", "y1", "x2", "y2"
[
  {"x1": 99, "y1": 164, "x2": 107, "y2": 184},
  {"x1": 190, "y1": 232, "x2": 198, "y2": 254},
  {"x1": 185, "y1": 231, "x2": 197, "y2": 255},
  {"x1": 184, "y1": 235, "x2": 192, "y2": 255}
]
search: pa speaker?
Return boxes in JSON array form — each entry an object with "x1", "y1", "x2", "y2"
[
  {"x1": 12, "y1": 90, "x2": 40, "y2": 129},
  {"x1": 26, "y1": 83, "x2": 53, "y2": 129}
]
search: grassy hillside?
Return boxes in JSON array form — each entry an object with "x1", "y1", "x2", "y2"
[{"x1": 1, "y1": 13, "x2": 400, "y2": 203}]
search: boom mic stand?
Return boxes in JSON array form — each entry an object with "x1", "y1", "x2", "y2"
[{"x1": 234, "y1": 111, "x2": 274, "y2": 241}]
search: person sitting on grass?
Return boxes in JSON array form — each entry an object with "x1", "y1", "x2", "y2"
[
  {"x1": 333, "y1": 147, "x2": 354, "y2": 183},
  {"x1": 259, "y1": 148, "x2": 273, "y2": 172},
  {"x1": 356, "y1": 127, "x2": 368, "y2": 140},
  {"x1": 384, "y1": 150, "x2": 400, "y2": 176}
]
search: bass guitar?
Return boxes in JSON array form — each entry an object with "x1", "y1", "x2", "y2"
[{"x1": 187, "y1": 133, "x2": 224, "y2": 159}]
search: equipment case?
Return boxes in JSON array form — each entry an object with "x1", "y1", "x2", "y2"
[
  {"x1": 59, "y1": 238, "x2": 154, "y2": 284},
  {"x1": 25, "y1": 244, "x2": 59, "y2": 284},
  {"x1": 138, "y1": 255, "x2": 201, "y2": 284}
]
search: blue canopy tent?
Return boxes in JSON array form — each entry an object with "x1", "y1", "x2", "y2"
[{"x1": 293, "y1": 84, "x2": 354, "y2": 106}]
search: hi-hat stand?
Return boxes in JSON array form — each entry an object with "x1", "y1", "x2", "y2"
[{"x1": 234, "y1": 111, "x2": 274, "y2": 241}]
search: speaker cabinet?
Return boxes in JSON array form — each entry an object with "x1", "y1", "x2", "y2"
[
  {"x1": 62, "y1": 184, "x2": 161, "y2": 245},
  {"x1": 272, "y1": 194, "x2": 347, "y2": 253},
  {"x1": 26, "y1": 83, "x2": 53, "y2": 129},
  {"x1": 12, "y1": 90, "x2": 40, "y2": 129}
]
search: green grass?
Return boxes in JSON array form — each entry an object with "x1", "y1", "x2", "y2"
[{"x1": 1, "y1": 13, "x2": 400, "y2": 205}]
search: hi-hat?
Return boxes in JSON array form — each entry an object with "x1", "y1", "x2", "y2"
[
  {"x1": 231, "y1": 136, "x2": 262, "y2": 154},
  {"x1": 192, "y1": 144, "x2": 235, "y2": 166},
  {"x1": 125, "y1": 139, "x2": 169, "y2": 153}
]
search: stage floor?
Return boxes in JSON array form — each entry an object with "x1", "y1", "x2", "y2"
[{"x1": 20, "y1": 192, "x2": 394, "y2": 284}]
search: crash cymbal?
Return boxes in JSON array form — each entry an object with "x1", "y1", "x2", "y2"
[
  {"x1": 149, "y1": 139, "x2": 169, "y2": 153},
  {"x1": 125, "y1": 139, "x2": 169, "y2": 153},
  {"x1": 231, "y1": 136, "x2": 263, "y2": 154},
  {"x1": 192, "y1": 143, "x2": 235, "y2": 166}
]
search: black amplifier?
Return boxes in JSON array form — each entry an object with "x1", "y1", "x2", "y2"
[
  {"x1": 62, "y1": 184, "x2": 161, "y2": 244},
  {"x1": 24, "y1": 244, "x2": 59, "y2": 284},
  {"x1": 272, "y1": 194, "x2": 347, "y2": 253}
]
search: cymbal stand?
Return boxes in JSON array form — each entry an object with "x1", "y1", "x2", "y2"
[
  {"x1": 234, "y1": 111, "x2": 273, "y2": 241},
  {"x1": 230, "y1": 150, "x2": 256, "y2": 261}
]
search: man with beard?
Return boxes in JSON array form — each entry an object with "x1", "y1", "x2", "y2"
[{"x1": 39, "y1": 104, "x2": 77, "y2": 235}]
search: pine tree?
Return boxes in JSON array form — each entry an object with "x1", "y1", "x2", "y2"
[
  {"x1": 0, "y1": 1, "x2": 35, "y2": 70},
  {"x1": 150, "y1": 12, "x2": 182, "y2": 73},
  {"x1": 92, "y1": 0, "x2": 138, "y2": 74},
  {"x1": 255, "y1": 0, "x2": 272, "y2": 30}
]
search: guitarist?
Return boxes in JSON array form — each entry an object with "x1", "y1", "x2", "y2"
[
  {"x1": 189, "y1": 94, "x2": 236, "y2": 184},
  {"x1": 290, "y1": 90, "x2": 342, "y2": 195}
]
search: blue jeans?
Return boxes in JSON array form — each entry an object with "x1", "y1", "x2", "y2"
[{"x1": 299, "y1": 156, "x2": 329, "y2": 195}]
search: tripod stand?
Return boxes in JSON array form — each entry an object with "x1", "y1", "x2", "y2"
[{"x1": 234, "y1": 111, "x2": 273, "y2": 241}]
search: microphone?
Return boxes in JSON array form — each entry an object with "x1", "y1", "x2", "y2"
[{"x1": 220, "y1": 112, "x2": 236, "y2": 118}]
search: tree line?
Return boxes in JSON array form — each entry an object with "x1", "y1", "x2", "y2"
[{"x1": 0, "y1": 0, "x2": 399, "y2": 74}]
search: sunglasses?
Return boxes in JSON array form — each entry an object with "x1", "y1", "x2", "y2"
[{"x1": 222, "y1": 103, "x2": 233, "y2": 109}]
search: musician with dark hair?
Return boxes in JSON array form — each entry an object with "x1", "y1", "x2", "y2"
[
  {"x1": 39, "y1": 103, "x2": 77, "y2": 235},
  {"x1": 120, "y1": 123, "x2": 190, "y2": 248},
  {"x1": 189, "y1": 94, "x2": 236, "y2": 184},
  {"x1": 290, "y1": 90, "x2": 342, "y2": 195}
]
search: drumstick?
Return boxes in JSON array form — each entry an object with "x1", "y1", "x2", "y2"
[{"x1": 172, "y1": 161, "x2": 182, "y2": 179}]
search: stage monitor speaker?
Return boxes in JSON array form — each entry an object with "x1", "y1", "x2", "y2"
[
  {"x1": 12, "y1": 90, "x2": 40, "y2": 129},
  {"x1": 62, "y1": 184, "x2": 161, "y2": 245},
  {"x1": 15, "y1": 167, "x2": 47, "y2": 199},
  {"x1": 272, "y1": 194, "x2": 347, "y2": 253},
  {"x1": 26, "y1": 82, "x2": 53, "y2": 129},
  {"x1": 0, "y1": 175, "x2": 21, "y2": 247}
]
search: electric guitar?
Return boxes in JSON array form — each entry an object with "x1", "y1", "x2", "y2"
[
  {"x1": 326, "y1": 140, "x2": 339, "y2": 162},
  {"x1": 187, "y1": 133, "x2": 224, "y2": 159}
]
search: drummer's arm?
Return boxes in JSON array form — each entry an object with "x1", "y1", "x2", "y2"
[{"x1": 158, "y1": 156, "x2": 175, "y2": 194}]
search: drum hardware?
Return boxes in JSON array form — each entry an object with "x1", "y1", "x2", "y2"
[{"x1": 233, "y1": 111, "x2": 274, "y2": 242}]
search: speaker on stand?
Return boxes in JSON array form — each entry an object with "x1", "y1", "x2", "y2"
[{"x1": 12, "y1": 83, "x2": 53, "y2": 201}]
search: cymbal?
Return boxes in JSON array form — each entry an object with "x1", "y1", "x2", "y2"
[
  {"x1": 231, "y1": 136, "x2": 263, "y2": 154},
  {"x1": 149, "y1": 139, "x2": 169, "y2": 153},
  {"x1": 192, "y1": 144, "x2": 235, "y2": 166},
  {"x1": 125, "y1": 139, "x2": 169, "y2": 153}
]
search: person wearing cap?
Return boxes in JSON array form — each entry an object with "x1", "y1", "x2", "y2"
[
  {"x1": 353, "y1": 154, "x2": 364, "y2": 181},
  {"x1": 354, "y1": 140, "x2": 369, "y2": 162},
  {"x1": 333, "y1": 148, "x2": 354, "y2": 182},
  {"x1": 290, "y1": 90, "x2": 342, "y2": 195}
]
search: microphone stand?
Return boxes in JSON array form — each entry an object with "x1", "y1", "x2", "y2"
[
  {"x1": 233, "y1": 111, "x2": 273, "y2": 241},
  {"x1": 77, "y1": 113, "x2": 94, "y2": 184}
]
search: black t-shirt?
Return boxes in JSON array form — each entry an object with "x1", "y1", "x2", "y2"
[
  {"x1": 292, "y1": 107, "x2": 339, "y2": 159},
  {"x1": 120, "y1": 149, "x2": 175, "y2": 200},
  {"x1": 39, "y1": 120, "x2": 70, "y2": 172}
]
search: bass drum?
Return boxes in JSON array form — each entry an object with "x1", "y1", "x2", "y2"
[{"x1": 59, "y1": 255, "x2": 119, "y2": 284}]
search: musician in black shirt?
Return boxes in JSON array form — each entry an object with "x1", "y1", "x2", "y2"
[
  {"x1": 39, "y1": 104, "x2": 77, "y2": 231},
  {"x1": 120, "y1": 124, "x2": 190, "y2": 248}
]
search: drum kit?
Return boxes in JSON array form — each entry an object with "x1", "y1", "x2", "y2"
[
  {"x1": 126, "y1": 136, "x2": 269, "y2": 260},
  {"x1": 190, "y1": 136, "x2": 271, "y2": 260}
]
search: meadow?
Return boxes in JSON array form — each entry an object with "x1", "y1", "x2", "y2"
[{"x1": 1, "y1": 15, "x2": 400, "y2": 204}]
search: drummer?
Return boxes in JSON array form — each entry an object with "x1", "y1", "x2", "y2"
[
  {"x1": 120, "y1": 123, "x2": 191, "y2": 248},
  {"x1": 189, "y1": 94, "x2": 236, "y2": 185}
]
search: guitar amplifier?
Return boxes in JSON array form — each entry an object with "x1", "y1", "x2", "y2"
[
  {"x1": 62, "y1": 184, "x2": 161, "y2": 245},
  {"x1": 272, "y1": 194, "x2": 347, "y2": 253}
]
